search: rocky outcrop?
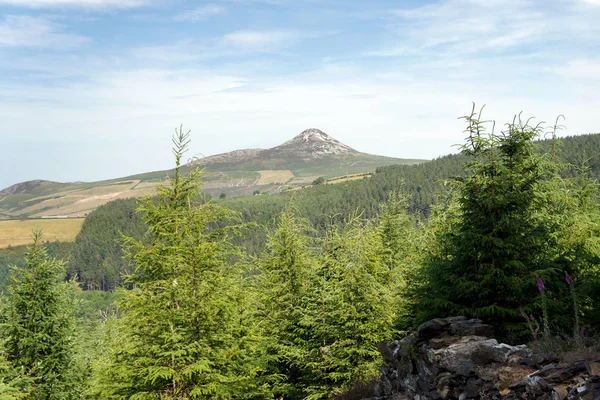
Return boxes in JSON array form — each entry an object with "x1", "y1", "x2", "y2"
[
  {"x1": 272, "y1": 128, "x2": 357, "y2": 158},
  {"x1": 369, "y1": 317, "x2": 600, "y2": 400},
  {"x1": 196, "y1": 129, "x2": 358, "y2": 166}
]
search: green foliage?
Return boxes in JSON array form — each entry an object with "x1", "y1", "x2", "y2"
[
  {"x1": 97, "y1": 127, "x2": 264, "y2": 399},
  {"x1": 255, "y1": 208, "x2": 316, "y2": 399},
  {"x1": 304, "y1": 219, "x2": 396, "y2": 399},
  {"x1": 257, "y1": 209, "x2": 401, "y2": 399},
  {"x1": 312, "y1": 177, "x2": 325, "y2": 185},
  {"x1": 374, "y1": 190, "x2": 421, "y2": 331},
  {"x1": 2, "y1": 231, "x2": 77, "y2": 399},
  {"x1": 415, "y1": 106, "x2": 600, "y2": 340},
  {"x1": 68, "y1": 198, "x2": 146, "y2": 291},
  {"x1": 0, "y1": 344, "x2": 31, "y2": 400}
]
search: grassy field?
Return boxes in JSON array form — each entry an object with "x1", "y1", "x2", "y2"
[
  {"x1": 0, "y1": 219, "x2": 85, "y2": 249},
  {"x1": 257, "y1": 170, "x2": 295, "y2": 185}
]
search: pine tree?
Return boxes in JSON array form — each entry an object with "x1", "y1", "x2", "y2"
[
  {"x1": 305, "y1": 219, "x2": 396, "y2": 399},
  {"x1": 418, "y1": 106, "x2": 566, "y2": 337},
  {"x1": 553, "y1": 156, "x2": 600, "y2": 328},
  {"x1": 100, "y1": 127, "x2": 263, "y2": 399},
  {"x1": 255, "y1": 208, "x2": 316, "y2": 399},
  {"x1": 375, "y1": 190, "x2": 419, "y2": 331},
  {"x1": 3, "y1": 231, "x2": 76, "y2": 400}
]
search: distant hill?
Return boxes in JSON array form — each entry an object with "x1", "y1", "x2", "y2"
[
  {"x1": 62, "y1": 132, "x2": 600, "y2": 290},
  {"x1": 0, "y1": 129, "x2": 423, "y2": 219}
]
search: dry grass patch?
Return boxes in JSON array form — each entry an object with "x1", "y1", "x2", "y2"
[
  {"x1": 0, "y1": 219, "x2": 85, "y2": 248},
  {"x1": 327, "y1": 173, "x2": 372, "y2": 184},
  {"x1": 15, "y1": 182, "x2": 160, "y2": 218},
  {"x1": 257, "y1": 170, "x2": 294, "y2": 185}
]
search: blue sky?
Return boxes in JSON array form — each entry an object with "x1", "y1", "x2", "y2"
[{"x1": 1, "y1": 0, "x2": 599, "y2": 189}]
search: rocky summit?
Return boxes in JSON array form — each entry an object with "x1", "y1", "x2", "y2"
[
  {"x1": 367, "y1": 317, "x2": 600, "y2": 400},
  {"x1": 199, "y1": 128, "x2": 358, "y2": 165},
  {"x1": 272, "y1": 128, "x2": 357, "y2": 158}
]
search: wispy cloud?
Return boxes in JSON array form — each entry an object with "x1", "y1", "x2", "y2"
[
  {"x1": 0, "y1": 0, "x2": 147, "y2": 8},
  {"x1": 174, "y1": 5, "x2": 225, "y2": 21},
  {"x1": 222, "y1": 30, "x2": 300, "y2": 50},
  {"x1": 556, "y1": 59, "x2": 600, "y2": 79},
  {"x1": 385, "y1": 0, "x2": 549, "y2": 56},
  {"x1": 0, "y1": 15, "x2": 89, "y2": 48},
  {"x1": 131, "y1": 30, "x2": 304, "y2": 64}
]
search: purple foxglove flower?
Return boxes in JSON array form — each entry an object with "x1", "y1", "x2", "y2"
[
  {"x1": 530, "y1": 315, "x2": 537, "y2": 323},
  {"x1": 536, "y1": 275, "x2": 545, "y2": 292},
  {"x1": 520, "y1": 309, "x2": 528, "y2": 320},
  {"x1": 565, "y1": 272, "x2": 573, "y2": 285}
]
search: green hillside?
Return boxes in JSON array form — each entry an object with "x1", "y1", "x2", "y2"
[
  {"x1": 0, "y1": 132, "x2": 421, "y2": 219},
  {"x1": 63, "y1": 133, "x2": 600, "y2": 291}
]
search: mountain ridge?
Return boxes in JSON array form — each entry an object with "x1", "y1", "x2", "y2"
[{"x1": 0, "y1": 129, "x2": 424, "y2": 219}]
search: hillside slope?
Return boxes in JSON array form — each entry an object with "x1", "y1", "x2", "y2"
[
  {"x1": 64, "y1": 132, "x2": 600, "y2": 290},
  {"x1": 0, "y1": 129, "x2": 423, "y2": 219}
]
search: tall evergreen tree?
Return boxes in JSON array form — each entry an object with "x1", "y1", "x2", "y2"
[
  {"x1": 3, "y1": 231, "x2": 76, "y2": 400},
  {"x1": 305, "y1": 220, "x2": 396, "y2": 399},
  {"x1": 418, "y1": 106, "x2": 565, "y2": 338},
  {"x1": 100, "y1": 127, "x2": 263, "y2": 399},
  {"x1": 255, "y1": 208, "x2": 316, "y2": 399},
  {"x1": 375, "y1": 190, "x2": 419, "y2": 331}
]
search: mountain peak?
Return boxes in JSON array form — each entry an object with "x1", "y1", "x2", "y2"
[
  {"x1": 285, "y1": 128, "x2": 334, "y2": 144},
  {"x1": 198, "y1": 128, "x2": 358, "y2": 166},
  {"x1": 277, "y1": 128, "x2": 356, "y2": 157}
]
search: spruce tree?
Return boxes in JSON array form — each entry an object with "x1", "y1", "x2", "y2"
[
  {"x1": 305, "y1": 220, "x2": 396, "y2": 399},
  {"x1": 255, "y1": 208, "x2": 316, "y2": 399},
  {"x1": 3, "y1": 231, "x2": 76, "y2": 400},
  {"x1": 101, "y1": 127, "x2": 263, "y2": 399},
  {"x1": 417, "y1": 106, "x2": 570, "y2": 337},
  {"x1": 375, "y1": 190, "x2": 419, "y2": 331}
]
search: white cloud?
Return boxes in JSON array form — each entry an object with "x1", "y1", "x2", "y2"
[
  {"x1": 0, "y1": 0, "x2": 147, "y2": 8},
  {"x1": 174, "y1": 5, "x2": 225, "y2": 21},
  {"x1": 0, "y1": 15, "x2": 89, "y2": 48},
  {"x1": 555, "y1": 59, "x2": 600, "y2": 79},
  {"x1": 222, "y1": 30, "x2": 299, "y2": 49},
  {"x1": 388, "y1": 0, "x2": 550, "y2": 55}
]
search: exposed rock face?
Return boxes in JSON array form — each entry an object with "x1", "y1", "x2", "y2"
[
  {"x1": 270, "y1": 128, "x2": 357, "y2": 158},
  {"x1": 368, "y1": 317, "x2": 600, "y2": 400},
  {"x1": 197, "y1": 128, "x2": 357, "y2": 165},
  {"x1": 196, "y1": 148, "x2": 263, "y2": 165}
]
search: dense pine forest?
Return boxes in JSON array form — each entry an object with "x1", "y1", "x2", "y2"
[{"x1": 0, "y1": 109, "x2": 599, "y2": 399}]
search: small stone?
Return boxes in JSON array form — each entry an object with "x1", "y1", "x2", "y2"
[
  {"x1": 430, "y1": 336, "x2": 461, "y2": 349},
  {"x1": 552, "y1": 384, "x2": 569, "y2": 400},
  {"x1": 533, "y1": 353, "x2": 561, "y2": 366},
  {"x1": 418, "y1": 319, "x2": 453, "y2": 341},
  {"x1": 586, "y1": 361, "x2": 600, "y2": 376},
  {"x1": 378, "y1": 341, "x2": 399, "y2": 364}
]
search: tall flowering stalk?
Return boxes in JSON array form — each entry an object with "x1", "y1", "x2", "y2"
[
  {"x1": 536, "y1": 275, "x2": 550, "y2": 338},
  {"x1": 520, "y1": 309, "x2": 540, "y2": 339},
  {"x1": 565, "y1": 273, "x2": 582, "y2": 345}
]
